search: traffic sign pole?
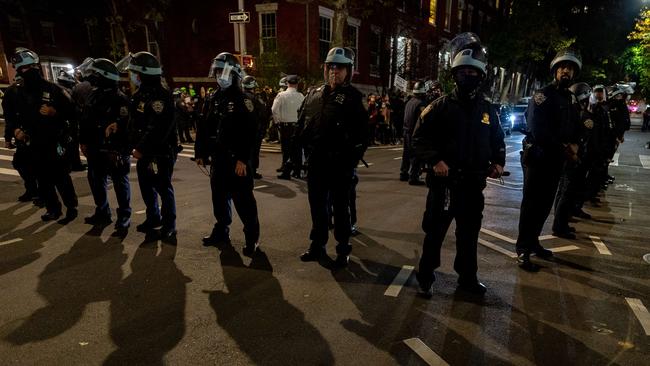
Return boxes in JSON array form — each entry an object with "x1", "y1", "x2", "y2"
[{"x1": 238, "y1": 0, "x2": 247, "y2": 56}]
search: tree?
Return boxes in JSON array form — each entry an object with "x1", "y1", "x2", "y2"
[{"x1": 627, "y1": 7, "x2": 650, "y2": 98}]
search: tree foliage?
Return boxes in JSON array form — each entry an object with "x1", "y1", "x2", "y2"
[{"x1": 626, "y1": 8, "x2": 650, "y2": 98}]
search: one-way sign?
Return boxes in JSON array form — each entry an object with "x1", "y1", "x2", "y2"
[{"x1": 229, "y1": 11, "x2": 250, "y2": 23}]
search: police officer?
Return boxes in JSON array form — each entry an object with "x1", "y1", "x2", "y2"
[
  {"x1": 400, "y1": 81, "x2": 428, "y2": 185},
  {"x1": 426, "y1": 80, "x2": 443, "y2": 103},
  {"x1": 587, "y1": 85, "x2": 614, "y2": 200},
  {"x1": 2, "y1": 74, "x2": 40, "y2": 203},
  {"x1": 7, "y1": 48, "x2": 78, "y2": 221},
  {"x1": 77, "y1": 58, "x2": 132, "y2": 230},
  {"x1": 195, "y1": 52, "x2": 261, "y2": 257},
  {"x1": 118, "y1": 51, "x2": 177, "y2": 238},
  {"x1": 242, "y1": 75, "x2": 269, "y2": 179},
  {"x1": 412, "y1": 33, "x2": 505, "y2": 296},
  {"x1": 297, "y1": 47, "x2": 368, "y2": 267},
  {"x1": 273, "y1": 75, "x2": 305, "y2": 179},
  {"x1": 56, "y1": 70, "x2": 87, "y2": 172},
  {"x1": 516, "y1": 48, "x2": 582, "y2": 270}
]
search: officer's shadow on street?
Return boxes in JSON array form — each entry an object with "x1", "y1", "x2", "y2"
[
  {"x1": 105, "y1": 234, "x2": 190, "y2": 366},
  {"x1": 5, "y1": 226, "x2": 126, "y2": 345},
  {"x1": 206, "y1": 246, "x2": 334, "y2": 365},
  {"x1": 0, "y1": 202, "x2": 60, "y2": 277},
  {"x1": 255, "y1": 177, "x2": 308, "y2": 198}
]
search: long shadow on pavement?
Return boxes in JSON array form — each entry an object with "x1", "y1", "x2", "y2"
[
  {"x1": 5, "y1": 225, "x2": 126, "y2": 344},
  {"x1": 206, "y1": 246, "x2": 334, "y2": 365},
  {"x1": 105, "y1": 234, "x2": 190, "y2": 365}
]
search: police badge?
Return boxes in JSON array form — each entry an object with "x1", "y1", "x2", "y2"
[
  {"x1": 584, "y1": 119, "x2": 594, "y2": 129},
  {"x1": 244, "y1": 99, "x2": 254, "y2": 112},
  {"x1": 151, "y1": 100, "x2": 165, "y2": 114}
]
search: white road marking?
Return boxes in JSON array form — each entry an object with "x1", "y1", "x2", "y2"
[
  {"x1": 393, "y1": 157, "x2": 402, "y2": 160},
  {"x1": 538, "y1": 235, "x2": 557, "y2": 241},
  {"x1": 611, "y1": 153, "x2": 620, "y2": 166},
  {"x1": 589, "y1": 235, "x2": 612, "y2": 255},
  {"x1": 177, "y1": 153, "x2": 194, "y2": 158},
  {"x1": 0, "y1": 238, "x2": 23, "y2": 246},
  {"x1": 254, "y1": 185, "x2": 268, "y2": 190},
  {"x1": 350, "y1": 237, "x2": 368, "y2": 247},
  {"x1": 550, "y1": 245, "x2": 580, "y2": 253},
  {"x1": 478, "y1": 238, "x2": 517, "y2": 258},
  {"x1": 480, "y1": 228, "x2": 516, "y2": 244},
  {"x1": 384, "y1": 265, "x2": 414, "y2": 297},
  {"x1": 180, "y1": 143, "x2": 195, "y2": 148},
  {"x1": 389, "y1": 147, "x2": 404, "y2": 151},
  {"x1": 629, "y1": 202, "x2": 633, "y2": 217},
  {"x1": 358, "y1": 162, "x2": 374, "y2": 168},
  {"x1": 487, "y1": 177, "x2": 524, "y2": 186},
  {"x1": 0, "y1": 167, "x2": 20, "y2": 176},
  {"x1": 625, "y1": 298, "x2": 650, "y2": 335},
  {"x1": 640, "y1": 155, "x2": 650, "y2": 169},
  {"x1": 0, "y1": 155, "x2": 13, "y2": 161},
  {"x1": 403, "y1": 338, "x2": 449, "y2": 366},
  {"x1": 135, "y1": 210, "x2": 146, "y2": 215},
  {"x1": 486, "y1": 180, "x2": 522, "y2": 190}
]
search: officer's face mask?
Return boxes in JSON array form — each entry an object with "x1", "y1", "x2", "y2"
[
  {"x1": 215, "y1": 66, "x2": 233, "y2": 90},
  {"x1": 130, "y1": 72, "x2": 141, "y2": 87},
  {"x1": 454, "y1": 68, "x2": 482, "y2": 97},
  {"x1": 18, "y1": 67, "x2": 41, "y2": 86}
]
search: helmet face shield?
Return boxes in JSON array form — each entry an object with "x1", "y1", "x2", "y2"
[
  {"x1": 448, "y1": 32, "x2": 487, "y2": 75},
  {"x1": 115, "y1": 54, "x2": 133, "y2": 74}
]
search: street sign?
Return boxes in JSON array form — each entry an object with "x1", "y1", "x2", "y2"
[{"x1": 229, "y1": 11, "x2": 250, "y2": 23}]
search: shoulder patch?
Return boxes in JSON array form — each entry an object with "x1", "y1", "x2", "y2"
[
  {"x1": 151, "y1": 100, "x2": 165, "y2": 114},
  {"x1": 420, "y1": 104, "x2": 433, "y2": 119},
  {"x1": 481, "y1": 112, "x2": 490, "y2": 125},
  {"x1": 335, "y1": 94, "x2": 346, "y2": 104},
  {"x1": 534, "y1": 91, "x2": 547, "y2": 105},
  {"x1": 119, "y1": 106, "x2": 129, "y2": 117},
  {"x1": 584, "y1": 119, "x2": 594, "y2": 129},
  {"x1": 244, "y1": 98, "x2": 255, "y2": 112}
]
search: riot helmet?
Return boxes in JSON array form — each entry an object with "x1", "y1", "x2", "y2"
[
  {"x1": 242, "y1": 75, "x2": 258, "y2": 90},
  {"x1": 278, "y1": 77, "x2": 288, "y2": 89},
  {"x1": 116, "y1": 51, "x2": 162, "y2": 75},
  {"x1": 10, "y1": 48, "x2": 39, "y2": 69},
  {"x1": 208, "y1": 52, "x2": 243, "y2": 90},
  {"x1": 286, "y1": 74, "x2": 299, "y2": 85},
  {"x1": 569, "y1": 82, "x2": 591, "y2": 102},
  {"x1": 77, "y1": 58, "x2": 120, "y2": 86},
  {"x1": 449, "y1": 33, "x2": 487, "y2": 76},
  {"x1": 412, "y1": 81, "x2": 427, "y2": 95},
  {"x1": 550, "y1": 48, "x2": 582, "y2": 75},
  {"x1": 324, "y1": 47, "x2": 355, "y2": 84},
  {"x1": 56, "y1": 70, "x2": 77, "y2": 89}
]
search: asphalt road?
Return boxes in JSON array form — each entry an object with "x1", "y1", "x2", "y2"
[{"x1": 0, "y1": 122, "x2": 649, "y2": 365}]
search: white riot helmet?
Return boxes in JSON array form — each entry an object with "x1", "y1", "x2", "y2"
[
  {"x1": 550, "y1": 48, "x2": 582, "y2": 75},
  {"x1": 10, "y1": 48, "x2": 40, "y2": 69},
  {"x1": 449, "y1": 33, "x2": 487, "y2": 76}
]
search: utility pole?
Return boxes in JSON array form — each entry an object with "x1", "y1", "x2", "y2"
[{"x1": 239, "y1": 0, "x2": 247, "y2": 57}]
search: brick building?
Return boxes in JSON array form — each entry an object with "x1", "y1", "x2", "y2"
[{"x1": 1, "y1": 0, "x2": 508, "y2": 96}]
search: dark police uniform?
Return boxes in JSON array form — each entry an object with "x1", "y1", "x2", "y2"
[
  {"x1": 2, "y1": 83, "x2": 39, "y2": 199},
  {"x1": 7, "y1": 78, "x2": 78, "y2": 216},
  {"x1": 80, "y1": 86, "x2": 131, "y2": 225},
  {"x1": 244, "y1": 89, "x2": 269, "y2": 175},
  {"x1": 401, "y1": 95, "x2": 428, "y2": 182},
  {"x1": 196, "y1": 86, "x2": 260, "y2": 248},
  {"x1": 297, "y1": 83, "x2": 367, "y2": 257},
  {"x1": 516, "y1": 83, "x2": 580, "y2": 255},
  {"x1": 412, "y1": 89, "x2": 505, "y2": 285},
  {"x1": 128, "y1": 83, "x2": 177, "y2": 232}
]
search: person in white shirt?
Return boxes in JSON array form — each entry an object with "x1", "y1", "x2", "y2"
[{"x1": 271, "y1": 75, "x2": 305, "y2": 177}]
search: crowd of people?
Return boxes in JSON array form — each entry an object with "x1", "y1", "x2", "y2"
[{"x1": 0, "y1": 31, "x2": 637, "y2": 296}]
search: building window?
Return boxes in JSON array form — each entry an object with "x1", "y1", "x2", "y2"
[
  {"x1": 260, "y1": 12, "x2": 277, "y2": 53},
  {"x1": 369, "y1": 26, "x2": 381, "y2": 77},
  {"x1": 9, "y1": 17, "x2": 26, "y2": 42},
  {"x1": 319, "y1": 16, "x2": 332, "y2": 62},
  {"x1": 429, "y1": 0, "x2": 437, "y2": 26},
  {"x1": 444, "y1": 0, "x2": 452, "y2": 31},
  {"x1": 41, "y1": 21, "x2": 56, "y2": 46},
  {"x1": 458, "y1": 0, "x2": 465, "y2": 31}
]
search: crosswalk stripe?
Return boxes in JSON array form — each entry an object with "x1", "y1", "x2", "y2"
[
  {"x1": 480, "y1": 228, "x2": 516, "y2": 244},
  {"x1": 611, "y1": 153, "x2": 620, "y2": 166},
  {"x1": 0, "y1": 167, "x2": 20, "y2": 176},
  {"x1": 0, "y1": 155, "x2": 12, "y2": 161},
  {"x1": 357, "y1": 162, "x2": 374, "y2": 168},
  {"x1": 625, "y1": 298, "x2": 650, "y2": 335},
  {"x1": 0, "y1": 238, "x2": 23, "y2": 246},
  {"x1": 639, "y1": 155, "x2": 650, "y2": 169},
  {"x1": 403, "y1": 338, "x2": 450, "y2": 366},
  {"x1": 393, "y1": 157, "x2": 402, "y2": 160},
  {"x1": 478, "y1": 238, "x2": 518, "y2": 258},
  {"x1": 550, "y1": 245, "x2": 580, "y2": 253},
  {"x1": 177, "y1": 153, "x2": 194, "y2": 158},
  {"x1": 384, "y1": 265, "x2": 414, "y2": 297},
  {"x1": 589, "y1": 235, "x2": 612, "y2": 255}
]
